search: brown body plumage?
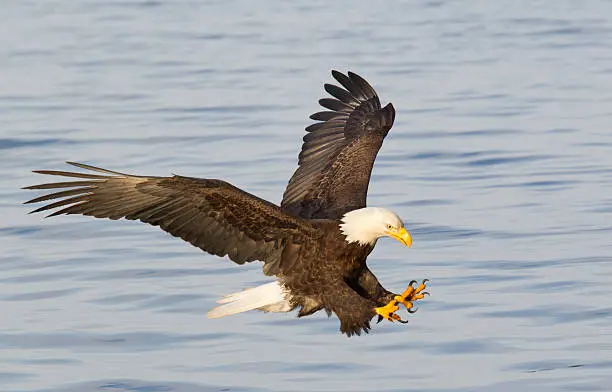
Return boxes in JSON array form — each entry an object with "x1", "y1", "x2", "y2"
[{"x1": 24, "y1": 70, "x2": 416, "y2": 336}]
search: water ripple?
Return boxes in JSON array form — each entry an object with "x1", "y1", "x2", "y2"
[{"x1": 0, "y1": 331, "x2": 230, "y2": 352}]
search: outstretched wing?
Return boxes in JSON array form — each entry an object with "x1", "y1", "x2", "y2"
[
  {"x1": 24, "y1": 162, "x2": 319, "y2": 276},
  {"x1": 281, "y1": 70, "x2": 395, "y2": 220}
]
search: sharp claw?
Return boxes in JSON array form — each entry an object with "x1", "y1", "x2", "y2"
[
  {"x1": 422, "y1": 279, "x2": 429, "y2": 284},
  {"x1": 376, "y1": 284, "x2": 425, "y2": 327},
  {"x1": 422, "y1": 292, "x2": 430, "y2": 296}
]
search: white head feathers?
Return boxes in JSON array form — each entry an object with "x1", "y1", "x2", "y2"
[{"x1": 339, "y1": 207, "x2": 405, "y2": 246}]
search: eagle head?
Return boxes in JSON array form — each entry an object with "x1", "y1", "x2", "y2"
[{"x1": 339, "y1": 207, "x2": 412, "y2": 247}]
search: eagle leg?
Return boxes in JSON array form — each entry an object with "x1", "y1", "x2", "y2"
[
  {"x1": 396, "y1": 279, "x2": 429, "y2": 313},
  {"x1": 374, "y1": 299, "x2": 408, "y2": 324}
]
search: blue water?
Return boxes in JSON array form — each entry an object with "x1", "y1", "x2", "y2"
[{"x1": 1, "y1": 1, "x2": 612, "y2": 391}]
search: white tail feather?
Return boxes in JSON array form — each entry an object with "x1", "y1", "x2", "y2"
[{"x1": 207, "y1": 281, "x2": 291, "y2": 318}]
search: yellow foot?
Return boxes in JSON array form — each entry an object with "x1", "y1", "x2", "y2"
[
  {"x1": 374, "y1": 299, "x2": 408, "y2": 324},
  {"x1": 397, "y1": 279, "x2": 429, "y2": 313}
]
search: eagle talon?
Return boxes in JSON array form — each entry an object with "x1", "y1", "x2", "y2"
[
  {"x1": 375, "y1": 299, "x2": 401, "y2": 323},
  {"x1": 396, "y1": 278, "x2": 429, "y2": 311}
]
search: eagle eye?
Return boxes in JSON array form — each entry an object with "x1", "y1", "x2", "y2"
[{"x1": 386, "y1": 224, "x2": 393, "y2": 230}]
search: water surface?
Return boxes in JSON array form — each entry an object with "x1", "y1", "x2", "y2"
[{"x1": 1, "y1": 1, "x2": 612, "y2": 391}]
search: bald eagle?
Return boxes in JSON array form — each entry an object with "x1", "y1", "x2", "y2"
[{"x1": 24, "y1": 70, "x2": 428, "y2": 336}]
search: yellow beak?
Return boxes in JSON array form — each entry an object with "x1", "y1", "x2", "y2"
[{"x1": 388, "y1": 227, "x2": 412, "y2": 248}]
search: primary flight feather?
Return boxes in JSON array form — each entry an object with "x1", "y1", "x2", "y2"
[{"x1": 25, "y1": 70, "x2": 428, "y2": 336}]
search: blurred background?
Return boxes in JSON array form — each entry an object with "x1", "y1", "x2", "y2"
[{"x1": 1, "y1": 1, "x2": 611, "y2": 391}]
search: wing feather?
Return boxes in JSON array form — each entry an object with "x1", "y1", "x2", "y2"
[
  {"x1": 324, "y1": 84, "x2": 359, "y2": 106},
  {"x1": 309, "y1": 111, "x2": 348, "y2": 122},
  {"x1": 318, "y1": 98, "x2": 353, "y2": 113},
  {"x1": 25, "y1": 163, "x2": 321, "y2": 275},
  {"x1": 281, "y1": 70, "x2": 396, "y2": 219}
]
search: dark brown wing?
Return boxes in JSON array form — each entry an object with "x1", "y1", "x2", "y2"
[
  {"x1": 24, "y1": 162, "x2": 320, "y2": 276},
  {"x1": 281, "y1": 70, "x2": 395, "y2": 220}
]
